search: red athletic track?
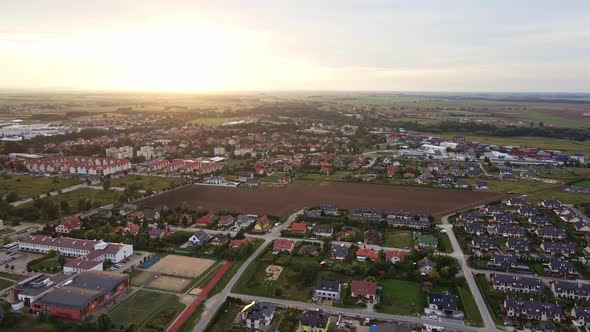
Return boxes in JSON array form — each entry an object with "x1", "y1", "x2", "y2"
[{"x1": 166, "y1": 261, "x2": 232, "y2": 332}]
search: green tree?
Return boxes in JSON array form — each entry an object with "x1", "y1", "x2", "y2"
[{"x1": 97, "y1": 312, "x2": 112, "y2": 332}]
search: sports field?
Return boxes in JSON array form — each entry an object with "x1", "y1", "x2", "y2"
[
  {"x1": 146, "y1": 255, "x2": 215, "y2": 278},
  {"x1": 149, "y1": 274, "x2": 193, "y2": 292},
  {"x1": 110, "y1": 290, "x2": 179, "y2": 327}
]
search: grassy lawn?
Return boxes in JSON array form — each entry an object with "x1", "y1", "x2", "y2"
[
  {"x1": 466, "y1": 178, "x2": 554, "y2": 195},
  {"x1": 439, "y1": 134, "x2": 590, "y2": 153},
  {"x1": 0, "y1": 176, "x2": 80, "y2": 199},
  {"x1": 0, "y1": 278, "x2": 15, "y2": 290},
  {"x1": 383, "y1": 230, "x2": 414, "y2": 248},
  {"x1": 475, "y1": 274, "x2": 505, "y2": 325},
  {"x1": 232, "y1": 260, "x2": 314, "y2": 301},
  {"x1": 0, "y1": 271, "x2": 27, "y2": 281},
  {"x1": 206, "y1": 302, "x2": 243, "y2": 332},
  {"x1": 31, "y1": 257, "x2": 60, "y2": 272},
  {"x1": 110, "y1": 290, "x2": 181, "y2": 330},
  {"x1": 574, "y1": 180, "x2": 590, "y2": 188},
  {"x1": 292, "y1": 174, "x2": 330, "y2": 185},
  {"x1": 377, "y1": 279, "x2": 423, "y2": 316},
  {"x1": 525, "y1": 189, "x2": 590, "y2": 205},
  {"x1": 190, "y1": 117, "x2": 251, "y2": 127},
  {"x1": 19, "y1": 187, "x2": 121, "y2": 221},
  {"x1": 142, "y1": 295, "x2": 186, "y2": 332},
  {"x1": 111, "y1": 175, "x2": 186, "y2": 191},
  {"x1": 260, "y1": 172, "x2": 286, "y2": 183},
  {"x1": 438, "y1": 233, "x2": 454, "y2": 253},
  {"x1": 457, "y1": 283, "x2": 484, "y2": 327}
]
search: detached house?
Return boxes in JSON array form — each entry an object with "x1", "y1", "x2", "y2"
[
  {"x1": 330, "y1": 244, "x2": 349, "y2": 261},
  {"x1": 56, "y1": 217, "x2": 81, "y2": 234},
  {"x1": 425, "y1": 293, "x2": 462, "y2": 319},
  {"x1": 288, "y1": 223, "x2": 305, "y2": 235},
  {"x1": 355, "y1": 248, "x2": 377, "y2": 262},
  {"x1": 189, "y1": 230, "x2": 212, "y2": 246},
  {"x1": 240, "y1": 302, "x2": 274, "y2": 329},
  {"x1": 351, "y1": 280, "x2": 378, "y2": 303},
  {"x1": 313, "y1": 225, "x2": 334, "y2": 238},
  {"x1": 314, "y1": 280, "x2": 341, "y2": 301},
  {"x1": 273, "y1": 239, "x2": 295, "y2": 255},
  {"x1": 254, "y1": 216, "x2": 271, "y2": 233},
  {"x1": 300, "y1": 310, "x2": 330, "y2": 332}
]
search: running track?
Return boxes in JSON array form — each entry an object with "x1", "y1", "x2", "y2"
[{"x1": 167, "y1": 261, "x2": 233, "y2": 332}]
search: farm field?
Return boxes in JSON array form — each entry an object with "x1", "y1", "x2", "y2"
[
  {"x1": 142, "y1": 182, "x2": 504, "y2": 217},
  {"x1": 377, "y1": 279, "x2": 424, "y2": 316},
  {"x1": 110, "y1": 175, "x2": 187, "y2": 191},
  {"x1": 0, "y1": 176, "x2": 80, "y2": 199},
  {"x1": 438, "y1": 134, "x2": 590, "y2": 153},
  {"x1": 110, "y1": 290, "x2": 184, "y2": 331}
]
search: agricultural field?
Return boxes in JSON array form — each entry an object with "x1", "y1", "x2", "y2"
[
  {"x1": 110, "y1": 290, "x2": 185, "y2": 331},
  {"x1": 142, "y1": 182, "x2": 504, "y2": 217},
  {"x1": 0, "y1": 176, "x2": 80, "y2": 199},
  {"x1": 438, "y1": 134, "x2": 590, "y2": 153},
  {"x1": 110, "y1": 175, "x2": 187, "y2": 191}
]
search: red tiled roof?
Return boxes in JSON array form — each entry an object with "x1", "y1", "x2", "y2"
[
  {"x1": 291, "y1": 222, "x2": 307, "y2": 233},
  {"x1": 356, "y1": 248, "x2": 378, "y2": 260},
  {"x1": 385, "y1": 250, "x2": 407, "y2": 261},
  {"x1": 351, "y1": 280, "x2": 377, "y2": 296},
  {"x1": 273, "y1": 239, "x2": 294, "y2": 251}
]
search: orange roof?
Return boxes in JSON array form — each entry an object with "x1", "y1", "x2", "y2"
[
  {"x1": 356, "y1": 248, "x2": 378, "y2": 260},
  {"x1": 291, "y1": 222, "x2": 307, "y2": 233}
]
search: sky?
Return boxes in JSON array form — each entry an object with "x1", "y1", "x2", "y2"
[{"x1": 1, "y1": 0, "x2": 590, "y2": 92}]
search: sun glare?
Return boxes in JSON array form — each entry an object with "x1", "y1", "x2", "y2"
[{"x1": 110, "y1": 26, "x2": 240, "y2": 91}]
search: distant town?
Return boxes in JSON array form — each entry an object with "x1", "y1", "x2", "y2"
[{"x1": 0, "y1": 92, "x2": 588, "y2": 332}]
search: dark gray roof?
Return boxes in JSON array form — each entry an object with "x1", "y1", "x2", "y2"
[
  {"x1": 242, "y1": 302, "x2": 274, "y2": 321},
  {"x1": 37, "y1": 271, "x2": 128, "y2": 309},
  {"x1": 504, "y1": 297, "x2": 563, "y2": 317},
  {"x1": 331, "y1": 244, "x2": 348, "y2": 258},
  {"x1": 428, "y1": 293, "x2": 458, "y2": 311},
  {"x1": 300, "y1": 310, "x2": 329, "y2": 328},
  {"x1": 315, "y1": 280, "x2": 340, "y2": 293},
  {"x1": 492, "y1": 274, "x2": 544, "y2": 292},
  {"x1": 506, "y1": 238, "x2": 530, "y2": 251},
  {"x1": 553, "y1": 281, "x2": 590, "y2": 297}
]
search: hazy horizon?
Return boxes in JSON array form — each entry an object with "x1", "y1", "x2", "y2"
[{"x1": 2, "y1": 0, "x2": 590, "y2": 93}]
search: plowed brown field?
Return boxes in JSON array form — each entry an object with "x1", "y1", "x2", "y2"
[{"x1": 140, "y1": 183, "x2": 504, "y2": 216}]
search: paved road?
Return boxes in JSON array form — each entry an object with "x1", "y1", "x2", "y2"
[
  {"x1": 228, "y1": 293, "x2": 481, "y2": 332},
  {"x1": 192, "y1": 239, "x2": 271, "y2": 331},
  {"x1": 191, "y1": 209, "x2": 304, "y2": 331},
  {"x1": 441, "y1": 215, "x2": 498, "y2": 332}
]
